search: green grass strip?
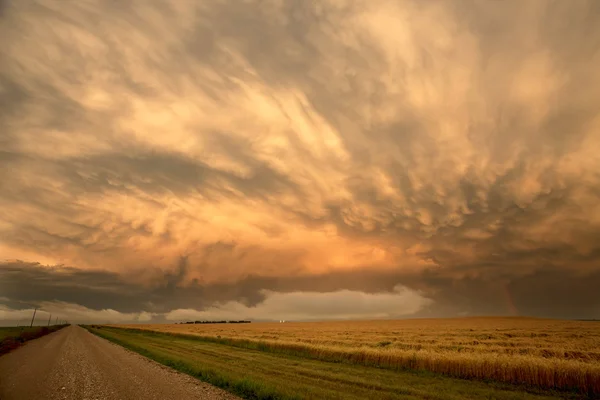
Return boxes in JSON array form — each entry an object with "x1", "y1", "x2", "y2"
[{"x1": 87, "y1": 326, "x2": 299, "y2": 400}]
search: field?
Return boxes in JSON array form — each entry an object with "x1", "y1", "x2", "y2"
[
  {"x1": 88, "y1": 325, "x2": 583, "y2": 400},
  {"x1": 0, "y1": 325, "x2": 67, "y2": 355},
  {"x1": 99, "y1": 317, "x2": 600, "y2": 398}
]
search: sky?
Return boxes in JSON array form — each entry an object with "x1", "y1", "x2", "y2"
[{"x1": 1, "y1": 0, "x2": 599, "y2": 325}]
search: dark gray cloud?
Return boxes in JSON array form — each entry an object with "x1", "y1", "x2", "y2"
[{"x1": 2, "y1": 259, "x2": 600, "y2": 323}]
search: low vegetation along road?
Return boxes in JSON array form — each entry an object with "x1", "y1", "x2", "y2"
[{"x1": 0, "y1": 325, "x2": 239, "y2": 400}]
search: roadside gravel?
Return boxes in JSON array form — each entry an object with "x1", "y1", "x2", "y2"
[{"x1": 0, "y1": 325, "x2": 241, "y2": 400}]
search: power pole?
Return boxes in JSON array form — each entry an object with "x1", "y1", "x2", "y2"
[
  {"x1": 47, "y1": 314, "x2": 51, "y2": 326},
  {"x1": 55, "y1": 316, "x2": 58, "y2": 325},
  {"x1": 30, "y1": 308, "x2": 37, "y2": 328}
]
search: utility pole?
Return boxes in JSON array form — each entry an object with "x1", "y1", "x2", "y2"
[
  {"x1": 47, "y1": 314, "x2": 51, "y2": 326},
  {"x1": 55, "y1": 316, "x2": 58, "y2": 325},
  {"x1": 30, "y1": 308, "x2": 37, "y2": 328}
]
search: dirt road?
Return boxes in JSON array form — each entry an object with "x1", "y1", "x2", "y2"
[{"x1": 0, "y1": 325, "x2": 240, "y2": 400}]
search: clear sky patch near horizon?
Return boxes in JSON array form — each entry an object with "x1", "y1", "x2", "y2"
[{"x1": 1, "y1": 0, "x2": 599, "y2": 324}]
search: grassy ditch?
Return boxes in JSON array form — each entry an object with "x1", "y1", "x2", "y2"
[{"x1": 0, "y1": 325, "x2": 68, "y2": 356}]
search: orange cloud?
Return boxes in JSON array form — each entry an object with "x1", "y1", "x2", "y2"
[{"x1": 1, "y1": 0, "x2": 599, "y2": 320}]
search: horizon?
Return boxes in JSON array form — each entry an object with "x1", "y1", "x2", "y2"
[{"x1": 0, "y1": 311, "x2": 595, "y2": 328}]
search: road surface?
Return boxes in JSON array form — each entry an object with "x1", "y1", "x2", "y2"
[{"x1": 0, "y1": 325, "x2": 240, "y2": 400}]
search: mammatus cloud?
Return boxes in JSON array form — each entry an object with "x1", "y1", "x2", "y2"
[{"x1": 1, "y1": 0, "x2": 599, "y2": 322}]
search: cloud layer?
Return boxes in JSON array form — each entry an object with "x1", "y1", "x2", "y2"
[
  {"x1": 166, "y1": 285, "x2": 431, "y2": 322},
  {"x1": 1, "y1": 0, "x2": 599, "y2": 323}
]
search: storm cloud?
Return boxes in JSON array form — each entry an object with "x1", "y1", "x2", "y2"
[{"x1": 1, "y1": 0, "x2": 599, "y2": 323}]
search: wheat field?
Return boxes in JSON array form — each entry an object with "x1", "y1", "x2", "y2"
[{"x1": 117, "y1": 317, "x2": 600, "y2": 395}]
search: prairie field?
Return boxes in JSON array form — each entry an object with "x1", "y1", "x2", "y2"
[
  {"x1": 89, "y1": 325, "x2": 584, "y2": 400},
  {"x1": 115, "y1": 317, "x2": 600, "y2": 396},
  {"x1": 0, "y1": 326, "x2": 43, "y2": 342}
]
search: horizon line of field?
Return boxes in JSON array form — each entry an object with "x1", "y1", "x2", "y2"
[{"x1": 91, "y1": 325, "x2": 599, "y2": 397}]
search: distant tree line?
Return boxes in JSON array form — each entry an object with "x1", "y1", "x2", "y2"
[{"x1": 177, "y1": 320, "x2": 251, "y2": 324}]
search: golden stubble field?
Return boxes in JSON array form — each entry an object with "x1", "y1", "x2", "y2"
[{"x1": 117, "y1": 317, "x2": 600, "y2": 394}]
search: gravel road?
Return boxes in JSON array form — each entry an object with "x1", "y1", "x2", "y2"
[{"x1": 0, "y1": 325, "x2": 240, "y2": 400}]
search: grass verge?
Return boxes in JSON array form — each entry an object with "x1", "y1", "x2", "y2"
[
  {"x1": 0, "y1": 325, "x2": 68, "y2": 356},
  {"x1": 86, "y1": 325, "x2": 586, "y2": 400}
]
